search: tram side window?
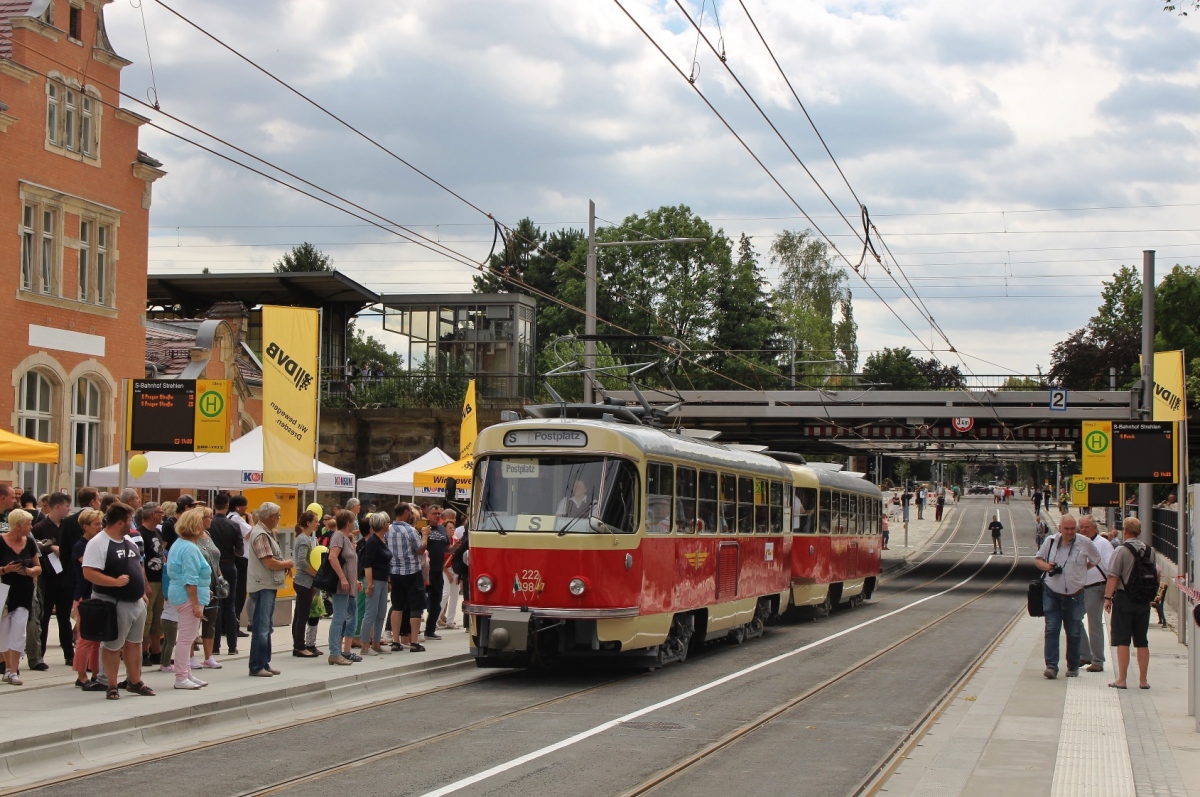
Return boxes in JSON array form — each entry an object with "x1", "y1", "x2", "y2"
[
  {"x1": 599, "y1": 459, "x2": 639, "y2": 534},
  {"x1": 769, "y1": 481, "x2": 784, "y2": 534},
  {"x1": 698, "y1": 470, "x2": 719, "y2": 534},
  {"x1": 720, "y1": 473, "x2": 738, "y2": 534},
  {"x1": 677, "y1": 467, "x2": 698, "y2": 534},
  {"x1": 795, "y1": 487, "x2": 817, "y2": 533},
  {"x1": 646, "y1": 462, "x2": 674, "y2": 534},
  {"x1": 846, "y1": 493, "x2": 857, "y2": 535},
  {"x1": 832, "y1": 491, "x2": 844, "y2": 534},
  {"x1": 819, "y1": 490, "x2": 832, "y2": 533},
  {"x1": 738, "y1": 476, "x2": 755, "y2": 533},
  {"x1": 874, "y1": 498, "x2": 882, "y2": 534},
  {"x1": 869, "y1": 498, "x2": 879, "y2": 535}
]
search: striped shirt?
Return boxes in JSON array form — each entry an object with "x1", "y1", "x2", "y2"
[{"x1": 386, "y1": 521, "x2": 422, "y2": 576}]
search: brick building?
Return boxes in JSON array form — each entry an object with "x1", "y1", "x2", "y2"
[{"x1": 1, "y1": 0, "x2": 164, "y2": 495}]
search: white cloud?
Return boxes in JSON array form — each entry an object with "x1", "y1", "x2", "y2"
[{"x1": 105, "y1": 0, "x2": 1200, "y2": 377}]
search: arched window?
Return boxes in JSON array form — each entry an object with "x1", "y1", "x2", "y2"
[
  {"x1": 17, "y1": 371, "x2": 55, "y2": 496},
  {"x1": 72, "y1": 377, "x2": 103, "y2": 495}
]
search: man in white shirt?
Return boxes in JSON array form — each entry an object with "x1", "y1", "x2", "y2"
[
  {"x1": 1077, "y1": 515, "x2": 1113, "y2": 672},
  {"x1": 1034, "y1": 515, "x2": 1101, "y2": 679},
  {"x1": 228, "y1": 495, "x2": 253, "y2": 637}
]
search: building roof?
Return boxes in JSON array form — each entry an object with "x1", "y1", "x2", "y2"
[
  {"x1": 146, "y1": 271, "x2": 381, "y2": 315},
  {"x1": 0, "y1": 1, "x2": 37, "y2": 61},
  {"x1": 145, "y1": 319, "x2": 262, "y2": 387},
  {"x1": 379, "y1": 292, "x2": 537, "y2": 308}
]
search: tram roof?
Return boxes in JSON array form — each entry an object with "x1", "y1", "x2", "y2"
[
  {"x1": 480, "y1": 417, "x2": 794, "y2": 481},
  {"x1": 790, "y1": 463, "x2": 879, "y2": 494}
]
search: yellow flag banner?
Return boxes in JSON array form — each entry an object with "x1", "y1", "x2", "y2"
[
  {"x1": 1152, "y1": 350, "x2": 1186, "y2": 422},
  {"x1": 460, "y1": 379, "x2": 478, "y2": 460},
  {"x1": 262, "y1": 306, "x2": 319, "y2": 484}
]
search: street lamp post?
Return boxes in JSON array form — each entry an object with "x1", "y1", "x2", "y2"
[{"x1": 583, "y1": 200, "x2": 704, "y2": 404}]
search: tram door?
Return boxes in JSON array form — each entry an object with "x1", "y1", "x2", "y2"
[
  {"x1": 847, "y1": 541, "x2": 859, "y2": 578},
  {"x1": 716, "y1": 541, "x2": 740, "y2": 600}
]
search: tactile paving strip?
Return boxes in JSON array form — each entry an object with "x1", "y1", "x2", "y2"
[{"x1": 1050, "y1": 668, "x2": 1135, "y2": 797}]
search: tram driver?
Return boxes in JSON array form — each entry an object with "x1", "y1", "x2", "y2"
[{"x1": 556, "y1": 479, "x2": 593, "y2": 518}]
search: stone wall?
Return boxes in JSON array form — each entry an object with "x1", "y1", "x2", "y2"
[{"x1": 317, "y1": 406, "x2": 516, "y2": 503}]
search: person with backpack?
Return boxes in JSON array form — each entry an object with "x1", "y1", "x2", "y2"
[
  {"x1": 1034, "y1": 515, "x2": 1101, "y2": 679},
  {"x1": 1104, "y1": 517, "x2": 1158, "y2": 689}
]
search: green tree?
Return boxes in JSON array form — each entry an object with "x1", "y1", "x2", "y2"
[
  {"x1": 274, "y1": 241, "x2": 333, "y2": 272},
  {"x1": 770, "y1": 230, "x2": 858, "y2": 384},
  {"x1": 861, "y1": 347, "x2": 929, "y2": 390},
  {"x1": 548, "y1": 205, "x2": 726, "y2": 388},
  {"x1": 347, "y1": 322, "x2": 403, "y2": 375},
  {"x1": 1048, "y1": 266, "x2": 1141, "y2": 390},
  {"x1": 699, "y1": 234, "x2": 781, "y2": 389},
  {"x1": 916, "y1": 358, "x2": 966, "y2": 389}
]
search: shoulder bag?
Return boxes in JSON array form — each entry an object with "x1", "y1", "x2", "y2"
[
  {"x1": 1027, "y1": 538, "x2": 1057, "y2": 618},
  {"x1": 78, "y1": 598, "x2": 119, "y2": 642},
  {"x1": 312, "y1": 549, "x2": 339, "y2": 593}
]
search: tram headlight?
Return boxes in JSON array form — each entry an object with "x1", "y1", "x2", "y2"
[
  {"x1": 568, "y1": 578, "x2": 586, "y2": 596},
  {"x1": 476, "y1": 574, "x2": 494, "y2": 593}
]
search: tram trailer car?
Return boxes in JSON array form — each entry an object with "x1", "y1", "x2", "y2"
[
  {"x1": 786, "y1": 464, "x2": 884, "y2": 614},
  {"x1": 465, "y1": 409, "x2": 884, "y2": 669}
]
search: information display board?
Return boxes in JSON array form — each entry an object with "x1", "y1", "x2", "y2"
[
  {"x1": 1081, "y1": 421, "x2": 1176, "y2": 485},
  {"x1": 1070, "y1": 476, "x2": 1121, "y2": 508},
  {"x1": 126, "y1": 379, "x2": 231, "y2": 453}
]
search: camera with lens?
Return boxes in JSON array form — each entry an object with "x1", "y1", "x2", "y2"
[{"x1": 1048, "y1": 563, "x2": 1064, "y2": 576}]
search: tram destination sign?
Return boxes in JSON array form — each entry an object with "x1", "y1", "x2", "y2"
[
  {"x1": 503, "y1": 429, "x2": 588, "y2": 447},
  {"x1": 1081, "y1": 420, "x2": 1176, "y2": 485},
  {"x1": 126, "y1": 379, "x2": 232, "y2": 453}
]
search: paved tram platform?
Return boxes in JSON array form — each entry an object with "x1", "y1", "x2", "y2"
[{"x1": 876, "y1": 502, "x2": 1200, "y2": 797}]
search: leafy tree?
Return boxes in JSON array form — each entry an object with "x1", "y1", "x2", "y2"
[
  {"x1": 1154, "y1": 265, "x2": 1200, "y2": 356},
  {"x1": 1002, "y1": 375, "x2": 1044, "y2": 389},
  {"x1": 1164, "y1": 1, "x2": 1198, "y2": 14},
  {"x1": 1048, "y1": 266, "x2": 1141, "y2": 390},
  {"x1": 861, "y1": 347, "x2": 929, "y2": 390},
  {"x1": 548, "y1": 205, "x2": 727, "y2": 388},
  {"x1": 274, "y1": 241, "x2": 333, "y2": 272},
  {"x1": 699, "y1": 234, "x2": 781, "y2": 389},
  {"x1": 915, "y1": 358, "x2": 966, "y2": 390},
  {"x1": 347, "y1": 322, "x2": 403, "y2": 375},
  {"x1": 771, "y1": 230, "x2": 858, "y2": 384}
]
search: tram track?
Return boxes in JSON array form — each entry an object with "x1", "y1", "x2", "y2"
[{"x1": 614, "y1": 517, "x2": 1024, "y2": 797}]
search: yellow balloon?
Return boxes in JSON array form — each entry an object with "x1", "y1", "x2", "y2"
[
  {"x1": 309, "y1": 544, "x2": 328, "y2": 571},
  {"x1": 129, "y1": 454, "x2": 149, "y2": 480},
  {"x1": 307, "y1": 502, "x2": 324, "y2": 516}
]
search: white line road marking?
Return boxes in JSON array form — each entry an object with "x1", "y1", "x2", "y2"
[{"x1": 419, "y1": 551, "x2": 1002, "y2": 797}]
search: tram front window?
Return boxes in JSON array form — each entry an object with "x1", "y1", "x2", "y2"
[{"x1": 475, "y1": 456, "x2": 639, "y2": 533}]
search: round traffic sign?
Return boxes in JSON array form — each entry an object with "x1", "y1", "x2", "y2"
[
  {"x1": 198, "y1": 390, "x2": 225, "y2": 418},
  {"x1": 951, "y1": 417, "x2": 974, "y2": 433},
  {"x1": 1084, "y1": 429, "x2": 1109, "y2": 454}
]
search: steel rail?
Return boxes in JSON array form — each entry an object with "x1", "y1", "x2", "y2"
[{"x1": 615, "y1": 518, "x2": 1023, "y2": 797}]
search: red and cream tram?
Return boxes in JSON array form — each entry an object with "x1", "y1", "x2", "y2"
[{"x1": 464, "y1": 408, "x2": 883, "y2": 668}]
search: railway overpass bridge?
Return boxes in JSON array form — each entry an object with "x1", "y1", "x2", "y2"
[{"x1": 608, "y1": 387, "x2": 1142, "y2": 463}]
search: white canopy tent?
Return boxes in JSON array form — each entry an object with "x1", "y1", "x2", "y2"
[
  {"x1": 90, "y1": 451, "x2": 202, "y2": 489},
  {"x1": 157, "y1": 426, "x2": 356, "y2": 491},
  {"x1": 357, "y1": 448, "x2": 454, "y2": 496}
]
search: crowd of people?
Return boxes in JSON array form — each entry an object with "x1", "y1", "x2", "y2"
[{"x1": 0, "y1": 486, "x2": 469, "y2": 694}]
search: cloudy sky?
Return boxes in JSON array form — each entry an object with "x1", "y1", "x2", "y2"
[{"x1": 106, "y1": 0, "x2": 1200, "y2": 377}]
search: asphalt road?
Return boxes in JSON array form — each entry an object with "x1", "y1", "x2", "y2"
[{"x1": 19, "y1": 497, "x2": 1038, "y2": 797}]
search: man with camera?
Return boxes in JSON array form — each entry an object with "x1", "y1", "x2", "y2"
[{"x1": 1034, "y1": 515, "x2": 1101, "y2": 679}]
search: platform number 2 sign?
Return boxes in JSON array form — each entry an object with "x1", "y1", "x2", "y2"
[{"x1": 1049, "y1": 388, "x2": 1068, "y2": 412}]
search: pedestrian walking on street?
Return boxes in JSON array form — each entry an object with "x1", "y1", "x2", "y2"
[
  {"x1": 935, "y1": 492, "x2": 945, "y2": 522},
  {"x1": 1032, "y1": 489, "x2": 1042, "y2": 515},
  {"x1": 915, "y1": 488, "x2": 925, "y2": 520},
  {"x1": 360, "y1": 512, "x2": 393, "y2": 655},
  {"x1": 82, "y1": 503, "x2": 155, "y2": 698},
  {"x1": 326, "y1": 510, "x2": 360, "y2": 665},
  {"x1": 1, "y1": 509, "x2": 42, "y2": 686},
  {"x1": 165, "y1": 510, "x2": 212, "y2": 690},
  {"x1": 1077, "y1": 516, "x2": 1113, "y2": 672},
  {"x1": 246, "y1": 503, "x2": 293, "y2": 677},
  {"x1": 1104, "y1": 517, "x2": 1156, "y2": 689},
  {"x1": 1152, "y1": 582, "x2": 1169, "y2": 628},
  {"x1": 988, "y1": 513, "x2": 1004, "y2": 555},
  {"x1": 290, "y1": 511, "x2": 320, "y2": 658},
  {"x1": 881, "y1": 514, "x2": 890, "y2": 550},
  {"x1": 1035, "y1": 515, "x2": 1100, "y2": 679},
  {"x1": 1035, "y1": 514, "x2": 1049, "y2": 548}
]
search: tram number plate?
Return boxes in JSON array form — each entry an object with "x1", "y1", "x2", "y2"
[
  {"x1": 514, "y1": 569, "x2": 544, "y2": 597},
  {"x1": 515, "y1": 514, "x2": 558, "y2": 531}
]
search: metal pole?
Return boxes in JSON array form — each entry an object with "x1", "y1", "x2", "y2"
[
  {"x1": 1179, "y1": 411, "x2": 1188, "y2": 647},
  {"x1": 315, "y1": 308, "x2": 324, "y2": 494},
  {"x1": 583, "y1": 200, "x2": 597, "y2": 405},
  {"x1": 118, "y1": 378, "x2": 128, "y2": 495},
  {"x1": 1140, "y1": 251, "x2": 1155, "y2": 541}
]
